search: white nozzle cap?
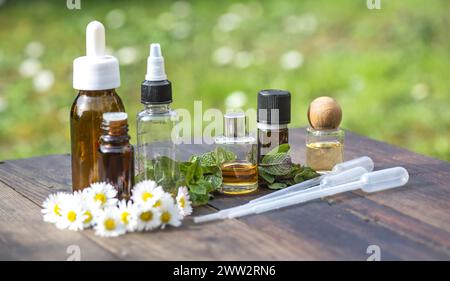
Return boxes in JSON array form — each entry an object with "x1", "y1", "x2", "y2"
[
  {"x1": 73, "y1": 21, "x2": 120, "y2": 90},
  {"x1": 145, "y1": 43, "x2": 167, "y2": 81}
]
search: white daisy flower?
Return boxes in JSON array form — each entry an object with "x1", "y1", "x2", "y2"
[
  {"x1": 117, "y1": 200, "x2": 136, "y2": 232},
  {"x1": 94, "y1": 207, "x2": 126, "y2": 238},
  {"x1": 41, "y1": 192, "x2": 70, "y2": 224},
  {"x1": 159, "y1": 200, "x2": 183, "y2": 229},
  {"x1": 176, "y1": 186, "x2": 192, "y2": 216},
  {"x1": 81, "y1": 207, "x2": 96, "y2": 228},
  {"x1": 78, "y1": 191, "x2": 97, "y2": 228},
  {"x1": 131, "y1": 180, "x2": 164, "y2": 206},
  {"x1": 84, "y1": 182, "x2": 118, "y2": 210},
  {"x1": 133, "y1": 205, "x2": 161, "y2": 231},
  {"x1": 152, "y1": 192, "x2": 174, "y2": 209},
  {"x1": 55, "y1": 194, "x2": 87, "y2": 231}
]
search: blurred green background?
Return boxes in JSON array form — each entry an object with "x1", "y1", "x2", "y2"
[{"x1": 0, "y1": 0, "x2": 449, "y2": 161}]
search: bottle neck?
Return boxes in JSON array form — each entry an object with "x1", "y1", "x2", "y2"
[
  {"x1": 100, "y1": 118, "x2": 130, "y2": 146},
  {"x1": 78, "y1": 89, "x2": 117, "y2": 97},
  {"x1": 144, "y1": 103, "x2": 171, "y2": 113},
  {"x1": 257, "y1": 123, "x2": 289, "y2": 130}
]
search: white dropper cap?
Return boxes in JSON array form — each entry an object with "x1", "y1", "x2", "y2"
[
  {"x1": 145, "y1": 43, "x2": 167, "y2": 81},
  {"x1": 73, "y1": 21, "x2": 120, "y2": 90}
]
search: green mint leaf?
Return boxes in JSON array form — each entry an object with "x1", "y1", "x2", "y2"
[
  {"x1": 185, "y1": 157, "x2": 203, "y2": 184},
  {"x1": 261, "y1": 152, "x2": 290, "y2": 165},
  {"x1": 215, "y1": 146, "x2": 236, "y2": 164},
  {"x1": 204, "y1": 174, "x2": 222, "y2": 191},
  {"x1": 188, "y1": 192, "x2": 209, "y2": 206},
  {"x1": 188, "y1": 183, "x2": 207, "y2": 195},
  {"x1": 268, "y1": 182, "x2": 287, "y2": 189},
  {"x1": 294, "y1": 173, "x2": 304, "y2": 183},
  {"x1": 265, "y1": 143, "x2": 290, "y2": 156},
  {"x1": 260, "y1": 153, "x2": 292, "y2": 175},
  {"x1": 259, "y1": 167, "x2": 275, "y2": 183},
  {"x1": 197, "y1": 151, "x2": 217, "y2": 166},
  {"x1": 198, "y1": 179, "x2": 214, "y2": 193}
]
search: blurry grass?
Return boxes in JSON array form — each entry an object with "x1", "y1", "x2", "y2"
[{"x1": 0, "y1": 0, "x2": 449, "y2": 161}]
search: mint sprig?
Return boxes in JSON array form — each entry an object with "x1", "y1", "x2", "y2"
[
  {"x1": 258, "y1": 144, "x2": 319, "y2": 189},
  {"x1": 137, "y1": 144, "x2": 319, "y2": 205},
  {"x1": 136, "y1": 147, "x2": 236, "y2": 206}
]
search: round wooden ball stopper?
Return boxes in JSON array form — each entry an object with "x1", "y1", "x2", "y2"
[{"x1": 307, "y1": 96, "x2": 342, "y2": 130}]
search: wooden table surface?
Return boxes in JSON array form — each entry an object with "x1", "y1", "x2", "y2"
[{"x1": 0, "y1": 128, "x2": 449, "y2": 260}]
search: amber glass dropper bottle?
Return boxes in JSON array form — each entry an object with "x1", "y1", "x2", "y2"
[
  {"x1": 98, "y1": 113, "x2": 134, "y2": 200},
  {"x1": 70, "y1": 21, "x2": 125, "y2": 191}
]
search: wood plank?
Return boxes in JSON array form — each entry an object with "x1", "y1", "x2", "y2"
[
  {"x1": 208, "y1": 192, "x2": 450, "y2": 260},
  {"x1": 336, "y1": 131, "x2": 450, "y2": 232},
  {"x1": 1, "y1": 128, "x2": 449, "y2": 260},
  {"x1": 2, "y1": 155, "x2": 447, "y2": 260},
  {"x1": 290, "y1": 129, "x2": 450, "y2": 246},
  {"x1": 204, "y1": 129, "x2": 450, "y2": 259},
  {"x1": 0, "y1": 181, "x2": 119, "y2": 260},
  {"x1": 0, "y1": 156, "x2": 324, "y2": 260}
]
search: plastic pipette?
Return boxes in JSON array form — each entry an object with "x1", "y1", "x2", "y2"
[
  {"x1": 228, "y1": 167, "x2": 409, "y2": 220},
  {"x1": 194, "y1": 166, "x2": 369, "y2": 224},
  {"x1": 250, "y1": 156, "x2": 374, "y2": 203}
]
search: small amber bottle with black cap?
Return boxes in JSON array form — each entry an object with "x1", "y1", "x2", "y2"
[
  {"x1": 98, "y1": 112, "x2": 134, "y2": 200},
  {"x1": 257, "y1": 89, "x2": 291, "y2": 162}
]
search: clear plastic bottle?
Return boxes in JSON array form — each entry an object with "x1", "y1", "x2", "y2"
[{"x1": 136, "y1": 44, "x2": 179, "y2": 194}]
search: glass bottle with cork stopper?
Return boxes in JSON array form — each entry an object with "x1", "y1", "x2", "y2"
[
  {"x1": 306, "y1": 96, "x2": 344, "y2": 174},
  {"x1": 98, "y1": 112, "x2": 134, "y2": 200},
  {"x1": 257, "y1": 89, "x2": 291, "y2": 163},
  {"x1": 70, "y1": 21, "x2": 125, "y2": 191},
  {"x1": 215, "y1": 112, "x2": 258, "y2": 195}
]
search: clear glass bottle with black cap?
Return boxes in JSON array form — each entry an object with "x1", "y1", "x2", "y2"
[
  {"x1": 215, "y1": 112, "x2": 258, "y2": 195},
  {"x1": 136, "y1": 43, "x2": 179, "y2": 194},
  {"x1": 257, "y1": 89, "x2": 291, "y2": 162}
]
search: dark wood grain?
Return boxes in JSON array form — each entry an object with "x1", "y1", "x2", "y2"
[
  {"x1": 0, "y1": 155, "x2": 313, "y2": 260},
  {"x1": 0, "y1": 181, "x2": 119, "y2": 260},
  {"x1": 0, "y1": 128, "x2": 449, "y2": 260}
]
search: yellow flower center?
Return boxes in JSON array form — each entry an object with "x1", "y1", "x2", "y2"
[
  {"x1": 104, "y1": 218, "x2": 116, "y2": 231},
  {"x1": 53, "y1": 204, "x2": 61, "y2": 216},
  {"x1": 83, "y1": 211, "x2": 93, "y2": 224},
  {"x1": 161, "y1": 211, "x2": 171, "y2": 224},
  {"x1": 121, "y1": 212, "x2": 130, "y2": 224},
  {"x1": 67, "y1": 211, "x2": 77, "y2": 222},
  {"x1": 142, "y1": 192, "x2": 153, "y2": 202},
  {"x1": 95, "y1": 193, "x2": 107, "y2": 205},
  {"x1": 179, "y1": 197, "x2": 185, "y2": 208},
  {"x1": 153, "y1": 200, "x2": 161, "y2": 208},
  {"x1": 140, "y1": 211, "x2": 153, "y2": 222}
]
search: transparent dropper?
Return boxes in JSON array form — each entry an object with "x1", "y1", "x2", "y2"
[
  {"x1": 251, "y1": 156, "x2": 374, "y2": 203},
  {"x1": 228, "y1": 167, "x2": 409, "y2": 220},
  {"x1": 194, "y1": 166, "x2": 369, "y2": 224}
]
